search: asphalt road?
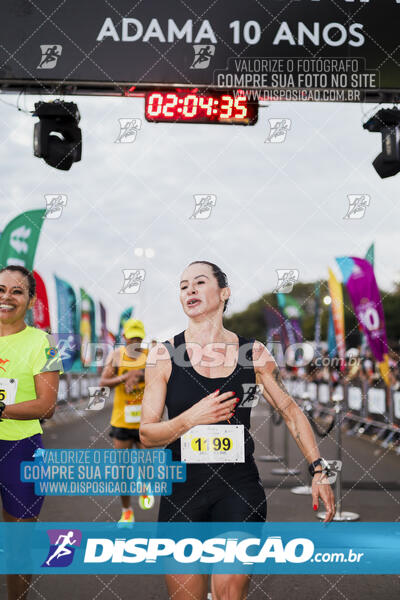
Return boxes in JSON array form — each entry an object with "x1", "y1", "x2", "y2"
[{"x1": 1, "y1": 399, "x2": 399, "y2": 599}]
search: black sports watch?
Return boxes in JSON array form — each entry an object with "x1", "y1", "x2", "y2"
[
  {"x1": 0, "y1": 401, "x2": 6, "y2": 421},
  {"x1": 308, "y1": 457, "x2": 330, "y2": 477}
]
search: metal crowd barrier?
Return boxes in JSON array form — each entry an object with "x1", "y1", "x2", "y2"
[
  {"x1": 56, "y1": 372, "x2": 99, "y2": 405},
  {"x1": 56, "y1": 374, "x2": 399, "y2": 454},
  {"x1": 285, "y1": 378, "x2": 400, "y2": 455}
]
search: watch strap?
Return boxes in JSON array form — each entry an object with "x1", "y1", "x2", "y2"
[{"x1": 308, "y1": 457, "x2": 323, "y2": 476}]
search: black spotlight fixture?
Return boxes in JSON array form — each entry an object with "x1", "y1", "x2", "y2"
[
  {"x1": 33, "y1": 100, "x2": 82, "y2": 171},
  {"x1": 363, "y1": 106, "x2": 400, "y2": 179}
]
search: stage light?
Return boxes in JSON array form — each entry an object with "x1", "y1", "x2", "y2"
[
  {"x1": 363, "y1": 106, "x2": 400, "y2": 178},
  {"x1": 33, "y1": 100, "x2": 82, "y2": 171}
]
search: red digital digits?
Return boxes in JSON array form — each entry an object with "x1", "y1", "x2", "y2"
[
  {"x1": 147, "y1": 92, "x2": 163, "y2": 117},
  {"x1": 234, "y1": 95, "x2": 247, "y2": 119},
  {"x1": 145, "y1": 91, "x2": 252, "y2": 124},
  {"x1": 182, "y1": 94, "x2": 199, "y2": 118},
  {"x1": 199, "y1": 96, "x2": 213, "y2": 115},
  {"x1": 162, "y1": 93, "x2": 178, "y2": 117},
  {"x1": 219, "y1": 95, "x2": 234, "y2": 119}
]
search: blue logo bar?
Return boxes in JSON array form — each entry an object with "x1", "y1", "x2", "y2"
[{"x1": 0, "y1": 523, "x2": 398, "y2": 574}]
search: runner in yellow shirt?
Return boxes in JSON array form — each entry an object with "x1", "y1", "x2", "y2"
[{"x1": 99, "y1": 318, "x2": 152, "y2": 524}]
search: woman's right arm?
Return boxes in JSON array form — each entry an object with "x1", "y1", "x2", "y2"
[
  {"x1": 139, "y1": 345, "x2": 238, "y2": 448},
  {"x1": 99, "y1": 349, "x2": 128, "y2": 388}
]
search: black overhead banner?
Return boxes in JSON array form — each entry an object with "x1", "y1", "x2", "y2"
[{"x1": 0, "y1": 0, "x2": 399, "y2": 100}]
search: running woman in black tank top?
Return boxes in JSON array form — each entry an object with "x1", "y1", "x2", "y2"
[
  {"x1": 140, "y1": 261, "x2": 335, "y2": 600},
  {"x1": 158, "y1": 329, "x2": 266, "y2": 522}
]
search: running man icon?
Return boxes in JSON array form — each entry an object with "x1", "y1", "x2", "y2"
[
  {"x1": 37, "y1": 45, "x2": 62, "y2": 69},
  {"x1": 190, "y1": 45, "x2": 215, "y2": 69},
  {"x1": 45, "y1": 531, "x2": 77, "y2": 566},
  {"x1": 87, "y1": 386, "x2": 110, "y2": 410}
]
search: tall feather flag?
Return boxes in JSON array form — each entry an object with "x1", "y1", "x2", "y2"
[
  {"x1": 0, "y1": 210, "x2": 46, "y2": 326},
  {"x1": 365, "y1": 243, "x2": 374, "y2": 266},
  {"x1": 54, "y1": 275, "x2": 80, "y2": 371},
  {"x1": 80, "y1": 288, "x2": 96, "y2": 368},
  {"x1": 336, "y1": 256, "x2": 390, "y2": 386},
  {"x1": 328, "y1": 268, "x2": 346, "y2": 372},
  {"x1": 0, "y1": 209, "x2": 46, "y2": 270},
  {"x1": 276, "y1": 293, "x2": 304, "y2": 341},
  {"x1": 327, "y1": 304, "x2": 337, "y2": 359},
  {"x1": 263, "y1": 306, "x2": 289, "y2": 349},
  {"x1": 32, "y1": 271, "x2": 51, "y2": 330},
  {"x1": 99, "y1": 301, "x2": 116, "y2": 347},
  {"x1": 314, "y1": 281, "x2": 322, "y2": 358},
  {"x1": 360, "y1": 243, "x2": 375, "y2": 354}
]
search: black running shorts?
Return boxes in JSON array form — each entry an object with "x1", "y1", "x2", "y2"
[
  {"x1": 109, "y1": 426, "x2": 141, "y2": 442},
  {"x1": 158, "y1": 461, "x2": 267, "y2": 522}
]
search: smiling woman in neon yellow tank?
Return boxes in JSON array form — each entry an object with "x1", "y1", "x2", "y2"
[
  {"x1": 0, "y1": 265, "x2": 63, "y2": 600},
  {"x1": 0, "y1": 324, "x2": 63, "y2": 440}
]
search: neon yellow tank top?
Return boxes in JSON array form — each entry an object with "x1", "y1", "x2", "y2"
[
  {"x1": 110, "y1": 345, "x2": 148, "y2": 429},
  {"x1": 0, "y1": 325, "x2": 63, "y2": 440}
]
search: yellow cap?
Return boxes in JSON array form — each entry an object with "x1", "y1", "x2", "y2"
[{"x1": 123, "y1": 318, "x2": 145, "y2": 340}]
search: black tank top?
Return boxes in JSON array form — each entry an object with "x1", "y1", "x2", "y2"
[{"x1": 162, "y1": 331, "x2": 259, "y2": 485}]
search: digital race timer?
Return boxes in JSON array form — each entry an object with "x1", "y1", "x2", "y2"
[{"x1": 145, "y1": 90, "x2": 258, "y2": 125}]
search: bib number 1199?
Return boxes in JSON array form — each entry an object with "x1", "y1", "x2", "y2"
[
  {"x1": 181, "y1": 425, "x2": 244, "y2": 463},
  {"x1": 192, "y1": 437, "x2": 232, "y2": 452}
]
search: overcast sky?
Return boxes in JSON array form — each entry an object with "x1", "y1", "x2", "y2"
[{"x1": 0, "y1": 94, "x2": 399, "y2": 343}]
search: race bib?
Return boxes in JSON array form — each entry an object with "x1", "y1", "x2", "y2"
[
  {"x1": 124, "y1": 403, "x2": 141, "y2": 423},
  {"x1": 0, "y1": 378, "x2": 18, "y2": 405},
  {"x1": 181, "y1": 425, "x2": 245, "y2": 463}
]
